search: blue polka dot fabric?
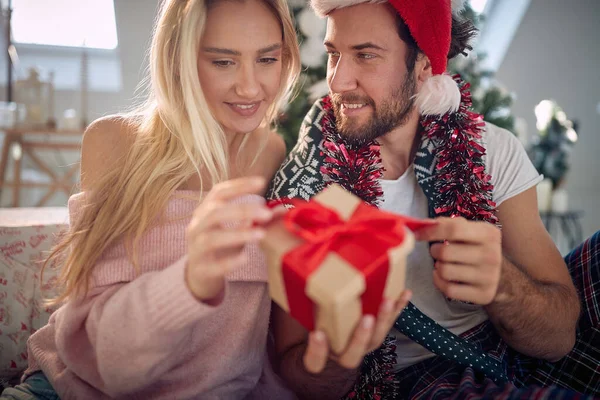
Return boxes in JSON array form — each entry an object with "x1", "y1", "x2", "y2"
[{"x1": 394, "y1": 302, "x2": 508, "y2": 383}]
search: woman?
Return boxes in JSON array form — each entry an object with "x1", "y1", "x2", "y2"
[{"x1": 1, "y1": 0, "x2": 300, "y2": 398}]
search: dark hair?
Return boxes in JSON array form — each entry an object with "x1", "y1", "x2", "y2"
[{"x1": 395, "y1": 11, "x2": 478, "y2": 71}]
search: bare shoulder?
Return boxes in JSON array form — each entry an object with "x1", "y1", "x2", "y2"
[
  {"x1": 265, "y1": 129, "x2": 287, "y2": 172},
  {"x1": 245, "y1": 129, "x2": 287, "y2": 182},
  {"x1": 80, "y1": 115, "x2": 137, "y2": 190},
  {"x1": 260, "y1": 129, "x2": 287, "y2": 181}
]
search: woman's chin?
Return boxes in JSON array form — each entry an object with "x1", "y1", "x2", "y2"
[{"x1": 223, "y1": 119, "x2": 265, "y2": 136}]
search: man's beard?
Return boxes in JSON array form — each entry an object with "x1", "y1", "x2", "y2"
[{"x1": 331, "y1": 72, "x2": 417, "y2": 145}]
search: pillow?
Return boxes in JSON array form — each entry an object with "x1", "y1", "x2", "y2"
[{"x1": 0, "y1": 215, "x2": 65, "y2": 380}]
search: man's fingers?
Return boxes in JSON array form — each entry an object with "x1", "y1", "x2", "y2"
[
  {"x1": 415, "y1": 217, "x2": 500, "y2": 244},
  {"x1": 433, "y1": 269, "x2": 496, "y2": 305},
  {"x1": 303, "y1": 331, "x2": 330, "y2": 374},
  {"x1": 434, "y1": 262, "x2": 481, "y2": 285},
  {"x1": 337, "y1": 315, "x2": 374, "y2": 369},
  {"x1": 430, "y1": 242, "x2": 502, "y2": 268},
  {"x1": 205, "y1": 176, "x2": 266, "y2": 202}
]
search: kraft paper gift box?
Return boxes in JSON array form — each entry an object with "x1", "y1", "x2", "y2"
[{"x1": 261, "y1": 184, "x2": 431, "y2": 354}]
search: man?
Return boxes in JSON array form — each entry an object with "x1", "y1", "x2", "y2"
[{"x1": 268, "y1": 0, "x2": 599, "y2": 398}]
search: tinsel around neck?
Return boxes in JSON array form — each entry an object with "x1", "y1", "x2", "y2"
[{"x1": 319, "y1": 75, "x2": 498, "y2": 225}]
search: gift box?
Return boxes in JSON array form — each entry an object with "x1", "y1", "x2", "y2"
[{"x1": 261, "y1": 184, "x2": 431, "y2": 353}]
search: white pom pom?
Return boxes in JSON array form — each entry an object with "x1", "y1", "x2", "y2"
[
  {"x1": 415, "y1": 74, "x2": 461, "y2": 116},
  {"x1": 451, "y1": 0, "x2": 467, "y2": 13}
]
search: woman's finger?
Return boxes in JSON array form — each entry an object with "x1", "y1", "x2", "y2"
[
  {"x1": 195, "y1": 229, "x2": 265, "y2": 254},
  {"x1": 303, "y1": 331, "x2": 330, "y2": 374},
  {"x1": 368, "y1": 290, "x2": 412, "y2": 352},
  {"x1": 192, "y1": 203, "x2": 273, "y2": 233},
  {"x1": 205, "y1": 176, "x2": 266, "y2": 202},
  {"x1": 336, "y1": 315, "x2": 374, "y2": 369}
]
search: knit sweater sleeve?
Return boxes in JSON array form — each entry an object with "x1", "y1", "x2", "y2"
[
  {"x1": 48, "y1": 193, "x2": 228, "y2": 397},
  {"x1": 53, "y1": 255, "x2": 224, "y2": 397}
]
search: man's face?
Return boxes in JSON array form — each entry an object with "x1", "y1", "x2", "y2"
[{"x1": 324, "y1": 3, "x2": 417, "y2": 144}]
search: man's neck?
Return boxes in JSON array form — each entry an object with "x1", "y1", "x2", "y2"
[{"x1": 378, "y1": 111, "x2": 421, "y2": 180}]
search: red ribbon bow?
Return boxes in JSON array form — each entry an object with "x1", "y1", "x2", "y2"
[{"x1": 280, "y1": 198, "x2": 428, "y2": 331}]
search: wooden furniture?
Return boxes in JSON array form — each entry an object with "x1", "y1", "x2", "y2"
[{"x1": 0, "y1": 128, "x2": 83, "y2": 207}]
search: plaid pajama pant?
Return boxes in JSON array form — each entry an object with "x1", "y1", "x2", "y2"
[{"x1": 347, "y1": 231, "x2": 600, "y2": 400}]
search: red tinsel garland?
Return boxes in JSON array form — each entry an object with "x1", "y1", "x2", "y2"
[
  {"x1": 319, "y1": 96, "x2": 385, "y2": 207},
  {"x1": 420, "y1": 76, "x2": 498, "y2": 224},
  {"x1": 320, "y1": 75, "x2": 498, "y2": 225}
]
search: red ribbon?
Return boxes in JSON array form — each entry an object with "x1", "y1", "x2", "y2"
[{"x1": 280, "y1": 198, "x2": 429, "y2": 331}]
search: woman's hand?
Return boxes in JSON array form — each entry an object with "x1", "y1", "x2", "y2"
[{"x1": 185, "y1": 176, "x2": 274, "y2": 302}]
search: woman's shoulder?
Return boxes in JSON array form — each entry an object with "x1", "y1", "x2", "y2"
[
  {"x1": 80, "y1": 114, "x2": 139, "y2": 190},
  {"x1": 243, "y1": 128, "x2": 287, "y2": 182}
]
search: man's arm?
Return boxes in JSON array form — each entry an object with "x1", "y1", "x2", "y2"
[
  {"x1": 485, "y1": 187, "x2": 580, "y2": 361},
  {"x1": 417, "y1": 187, "x2": 579, "y2": 361}
]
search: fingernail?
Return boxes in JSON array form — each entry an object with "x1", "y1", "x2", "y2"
[
  {"x1": 362, "y1": 315, "x2": 375, "y2": 329},
  {"x1": 313, "y1": 331, "x2": 326, "y2": 343},
  {"x1": 258, "y1": 209, "x2": 273, "y2": 219},
  {"x1": 381, "y1": 299, "x2": 394, "y2": 313},
  {"x1": 253, "y1": 229, "x2": 265, "y2": 239}
]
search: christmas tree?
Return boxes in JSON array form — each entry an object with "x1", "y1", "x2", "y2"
[
  {"x1": 277, "y1": 1, "x2": 517, "y2": 149},
  {"x1": 447, "y1": 5, "x2": 516, "y2": 132},
  {"x1": 527, "y1": 100, "x2": 578, "y2": 189},
  {"x1": 277, "y1": 2, "x2": 328, "y2": 150}
]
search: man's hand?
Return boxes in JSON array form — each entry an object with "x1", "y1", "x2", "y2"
[
  {"x1": 415, "y1": 217, "x2": 502, "y2": 305},
  {"x1": 302, "y1": 290, "x2": 412, "y2": 373}
]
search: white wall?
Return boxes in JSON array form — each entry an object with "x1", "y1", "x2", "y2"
[
  {"x1": 54, "y1": 0, "x2": 159, "y2": 121},
  {"x1": 3, "y1": 0, "x2": 600, "y2": 242},
  {"x1": 495, "y1": 0, "x2": 600, "y2": 239},
  {"x1": 0, "y1": 0, "x2": 158, "y2": 207}
]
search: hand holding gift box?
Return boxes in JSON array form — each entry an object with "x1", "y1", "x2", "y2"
[{"x1": 261, "y1": 184, "x2": 434, "y2": 353}]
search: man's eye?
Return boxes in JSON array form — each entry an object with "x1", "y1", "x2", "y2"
[{"x1": 358, "y1": 53, "x2": 376, "y2": 60}]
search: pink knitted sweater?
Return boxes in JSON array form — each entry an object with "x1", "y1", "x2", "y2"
[{"x1": 24, "y1": 192, "x2": 295, "y2": 400}]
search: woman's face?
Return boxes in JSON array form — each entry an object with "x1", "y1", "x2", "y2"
[{"x1": 198, "y1": 0, "x2": 283, "y2": 136}]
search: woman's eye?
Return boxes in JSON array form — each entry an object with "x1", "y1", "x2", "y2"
[
  {"x1": 259, "y1": 57, "x2": 279, "y2": 65},
  {"x1": 213, "y1": 60, "x2": 234, "y2": 67}
]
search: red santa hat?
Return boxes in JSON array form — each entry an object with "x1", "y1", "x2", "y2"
[{"x1": 311, "y1": 0, "x2": 466, "y2": 116}]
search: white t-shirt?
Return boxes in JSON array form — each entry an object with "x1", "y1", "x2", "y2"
[{"x1": 380, "y1": 123, "x2": 543, "y2": 371}]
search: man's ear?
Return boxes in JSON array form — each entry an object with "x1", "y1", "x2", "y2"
[{"x1": 415, "y1": 54, "x2": 433, "y2": 87}]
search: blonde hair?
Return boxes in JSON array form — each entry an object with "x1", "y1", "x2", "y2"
[{"x1": 44, "y1": 0, "x2": 300, "y2": 305}]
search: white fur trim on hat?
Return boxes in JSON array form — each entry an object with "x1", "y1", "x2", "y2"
[
  {"x1": 312, "y1": 0, "x2": 467, "y2": 17},
  {"x1": 310, "y1": 0, "x2": 386, "y2": 17},
  {"x1": 415, "y1": 74, "x2": 461, "y2": 116},
  {"x1": 451, "y1": 0, "x2": 467, "y2": 14}
]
